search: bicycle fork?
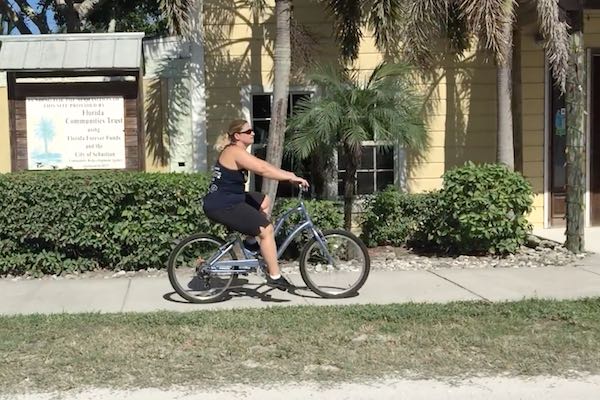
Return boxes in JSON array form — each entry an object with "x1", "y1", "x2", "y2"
[{"x1": 311, "y1": 228, "x2": 336, "y2": 266}]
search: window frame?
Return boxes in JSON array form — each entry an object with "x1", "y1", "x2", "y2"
[{"x1": 337, "y1": 141, "x2": 405, "y2": 197}]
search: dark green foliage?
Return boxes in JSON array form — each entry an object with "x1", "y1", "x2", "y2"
[
  {"x1": 410, "y1": 162, "x2": 534, "y2": 254},
  {"x1": 82, "y1": 0, "x2": 169, "y2": 36},
  {"x1": 0, "y1": 171, "x2": 222, "y2": 276},
  {"x1": 272, "y1": 198, "x2": 343, "y2": 234},
  {"x1": 360, "y1": 187, "x2": 432, "y2": 247},
  {"x1": 272, "y1": 198, "x2": 343, "y2": 257}
]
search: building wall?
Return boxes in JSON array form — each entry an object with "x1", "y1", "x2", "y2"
[
  {"x1": 143, "y1": 78, "x2": 170, "y2": 173},
  {"x1": 0, "y1": 73, "x2": 10, "y2": 173},
  {"x1": 405, "y1": 53, "x2": 499, "y2": 194},
  {"x1": 203, "y1": 0, "x2": 501, "y2": 180},
  {"x1": 520, "y1": 33, "x2": 545, "y2": 227}
]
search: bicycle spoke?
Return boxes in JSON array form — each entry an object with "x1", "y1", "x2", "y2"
[{"x1": 300, "y1": 230, "x2": 370, "y2": 298}]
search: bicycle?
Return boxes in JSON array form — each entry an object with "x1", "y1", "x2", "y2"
[{"x1": 167, "y1": 188, "x2": 371, "y2": 303}]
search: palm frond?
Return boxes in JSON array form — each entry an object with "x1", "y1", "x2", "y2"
[
  {"x1": 323, "y1": 0, "x2": 363, "y2": 61},
  {"x1": 243, "y1": 0, "x2": 269, "y2": 15},
  {"x1": 287, "y1": 62, "x2": 427, "y2": 162},
  {"x1": 459, "y1": 0, "x2": 516, "y2": 63},
  {"x1": 535, "y1": 0, "x2": 569, "y2": 92},
  {"x1": 160, "y1": 0, "x2": 192, "y2": 35},
  {"x1": 368, "y1": 0, "x2": 404, "y2": 55},
  {"x1": 400, "y1": 0, "x2": 451, "y2": 67},
  {"x1": 287, "y1": 98, "x2": 343, "y2": 159},
  {"x1": 446, "y1": 2, "x2": 470, "y2": 55}
]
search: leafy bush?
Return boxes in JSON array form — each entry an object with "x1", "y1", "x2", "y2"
[
  {"x1": 0, "y1": 171, "x2": 223, "y2": 276},
  {"x1": 272, "y1": 198, "x2": 343, "y2": 257},
  {"x1": 410, "y1": 162, "x2": 533, "y2": 254},
  {"x1": 360, "y1": 187, "x2": 432, "y2": 247}
]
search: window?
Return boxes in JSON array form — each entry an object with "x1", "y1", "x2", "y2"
[
  {"x1": 250, "y1": 91, "x2": 313, "y2": 197},
  {"x1": 250, "y1": 92, "x2": 311, "y2": 145},
  {"x1": 337, "y1": 144, "x2": 396, "y2": 195}
]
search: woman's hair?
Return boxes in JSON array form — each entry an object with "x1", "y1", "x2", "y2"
[{"x1": 214, "y1": 119, "x2": 247, "y2": 152}]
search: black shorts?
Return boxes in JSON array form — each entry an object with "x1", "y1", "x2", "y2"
[{"x1": 204, "y1": 192, "x2": 270, "y2": 236}]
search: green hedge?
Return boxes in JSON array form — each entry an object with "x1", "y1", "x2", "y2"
[
  {"x1": 272, "y1": 198, "x2": 343, "y2": 258},
  {"x1": 410, "y1": 162, "x2": 534, "y2": 254},
  {"x1": 0, "y1": 171, "x2": 223, "y2": 276},
  {"x1": 0, "y1": 171, "x2": 344, "y2": 276},
  {"x1": 361, "y1": 163, "x2": 534, "y2": 255},
  {"x1": 360, "y1": 187, "x2": 431, "y2": 247}
]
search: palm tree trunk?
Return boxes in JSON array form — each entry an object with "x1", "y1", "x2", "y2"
[
  {"x1": 262, "y1": 0, "x2": 291, "y2": 216},
  {"x1": 565, "y1": 29, "x2": 586, "y2": 253},
  {"x1": 324, "y1": 150, "x2": 338, "y2": 200},
  {"x1": 343, "y1": 146, "x2": 359, "y2": 231},
  {"x1": 311, "y1": 150, "x2": 338, "y2": 200},
  {"x1": 496, "y1": 18, "x2": 514, "y2": 170}
]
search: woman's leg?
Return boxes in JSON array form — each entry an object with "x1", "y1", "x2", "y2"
[
  {"x1": 257, "y1": 223, "x2": 280, "y2": 276},
  {"x1": 244, "y1": 194, "x2": 270, "y2": 248},
  {"x1": 259, "y1": 195, "x2": 270, "y2": 217}
]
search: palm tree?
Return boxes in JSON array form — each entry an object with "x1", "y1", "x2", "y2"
[
  {"x1": 287, "y1": 63, "x2": 428, "y2": 231},
  {"x1": 324, "y1": 0, "x2": 588, "y2": 251},
  {"x1": 324, "y1": 0, "x2": 570, "y2": 169},
  {"x1": 36, "y1": 118, "x2": 55, "y2": 154},
  {"x1": 261, "y1": 0, "x2": 292, "y2": 216}
]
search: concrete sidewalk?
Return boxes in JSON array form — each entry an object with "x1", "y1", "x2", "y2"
[{"x1": 1, "y1": 254, "x2": 599, "y2": 316}]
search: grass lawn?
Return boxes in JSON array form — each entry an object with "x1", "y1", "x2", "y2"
[{"x1": 1, "y1": 299, "x2": 600, "y2": 392}]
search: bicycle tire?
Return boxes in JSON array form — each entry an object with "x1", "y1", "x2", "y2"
[
  {"x1": 299, "y1": 229, "x2": 370, "y2": 298},
  {"x1": 167, "y1": 233, "x2": 237, "y2": 303}
]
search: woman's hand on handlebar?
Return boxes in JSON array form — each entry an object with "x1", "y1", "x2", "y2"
[{"x1": 289, "y1": 174, "x2": 309, "y2": 190}]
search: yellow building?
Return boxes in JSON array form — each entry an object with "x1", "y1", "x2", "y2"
[{"x1": 1, "y1": 2, "x2": 600, "y2": 229}]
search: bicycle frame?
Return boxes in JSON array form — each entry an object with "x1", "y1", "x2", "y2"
[{"x1": 201, "y1": 194, "x2": 333, "y2": 275}]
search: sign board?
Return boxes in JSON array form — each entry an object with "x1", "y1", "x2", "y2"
[{"x1": 26, "y1": 96, "x2": 125, "y2": 170}]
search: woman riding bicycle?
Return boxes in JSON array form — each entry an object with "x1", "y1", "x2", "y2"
[{"x1": 203, "y1": 119, "x2": 309, "y2": 291}]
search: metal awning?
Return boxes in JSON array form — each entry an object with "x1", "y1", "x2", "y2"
[{"x1": 0, "y1": 32, "x2": 145, "y2": 71}]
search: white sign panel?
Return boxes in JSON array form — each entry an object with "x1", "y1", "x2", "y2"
[{"x1": 26, "y1": 96, "x2": 126, "y2": 170}]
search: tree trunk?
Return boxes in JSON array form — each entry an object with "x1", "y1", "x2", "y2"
[
  {"x1": 343, "y1": 163, "x2": 357, "y2": 232},
  {"x1": 0, "y1": 1, "x2": 32, "y2": 33},
  {"x1": 58, "y1": 1, "x2": 82, "y2": 32},
  {"x1": 496, "y1": 18, "x2": 514, "y2": 170},
  {"x1": 565, "y1": 29, "x2": 586, "y2": 253},
  {"x1": 324, "y1": 150, "x2": 338, "y2": 200},
  {"x1": 311, "y1": 149, "x2": 338, "y2": 200},
  {"x1": 262, "y1": 0, "x2": 291, "y2": 216},
  {"x1": 343, "y1": 145, "x2": 360, "y2": 232}
]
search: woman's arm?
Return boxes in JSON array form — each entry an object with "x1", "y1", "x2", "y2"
[{"x1": 232, "y1": 147, "x2": 308, "y2": 186}]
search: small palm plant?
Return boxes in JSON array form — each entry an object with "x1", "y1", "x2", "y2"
[{"x1": 287, "y1": 63, "x2": 428, "y2": 230}]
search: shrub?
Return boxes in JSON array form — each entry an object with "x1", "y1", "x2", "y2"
[
  {"x1": 360, "y1": 187, "x2": 432, "y2": 247},
  {"x1": 410, "y1": 162, "x2": 533, "y2": 254},
  {"x1": 0, "y1": 171, "x2": 223, "y2": 276},
  {"x1": 272, "y1": 198, "x2": 343, "y2": 257}
]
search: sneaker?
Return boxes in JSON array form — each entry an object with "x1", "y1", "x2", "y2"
[
  {"x1": 266, "y1": 275, "x2": 293, "y2": 291},
  {"x1": 243, "y1": 238, "x2": 260, "y2": 254}
]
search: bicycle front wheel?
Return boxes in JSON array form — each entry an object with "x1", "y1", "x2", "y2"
[
  {"x1": 167, "y1": 234, "x2": 237, "y2": 303},
  {"x1": 299, "y1": 229, "x2": 370, "y2": 298}
]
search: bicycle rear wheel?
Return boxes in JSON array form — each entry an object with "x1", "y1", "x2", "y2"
[
  {"x1": 167, "y1": 234, "x2": 237, "y2": 303},
  {"x1": 299, "y1": 229, "x2": 370, "y2": 298}
]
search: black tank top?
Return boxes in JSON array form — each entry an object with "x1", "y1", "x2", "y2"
[{"x1": 202, "y1": 159, "x2": 248, "y2": 211}]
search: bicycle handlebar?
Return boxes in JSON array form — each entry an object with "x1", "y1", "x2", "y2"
[{"x1": 297, "y1": 184, "x2": 308, "y2": 200}]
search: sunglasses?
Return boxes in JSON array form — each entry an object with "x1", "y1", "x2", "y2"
[{"x1": 237, "y1": 129, "x2": 254, "y2": 135}]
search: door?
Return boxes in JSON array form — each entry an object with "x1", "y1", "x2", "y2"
[{"x1": 549, "y1": 71, "x2": 567, "y2": 226}]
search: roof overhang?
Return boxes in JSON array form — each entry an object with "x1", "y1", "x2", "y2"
[{"x1": 0, "y1": 32, "x2": 145, "y2": 72}]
